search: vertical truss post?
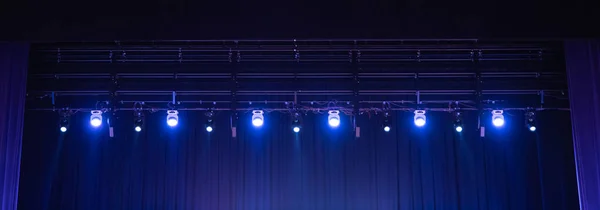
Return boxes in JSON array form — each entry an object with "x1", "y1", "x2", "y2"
[
  {"x1": 473, "y1": 49, "x2": 483, "y2": 132},
  {"x1": 230, "y1": 44, "x2": 239, "y2": 138},
  {"x1": 352, "y1": 48, "x2": 360, "y2": 138},
  {"x1": 108, "y1": 72, "x2": 119, "y2": 137}
]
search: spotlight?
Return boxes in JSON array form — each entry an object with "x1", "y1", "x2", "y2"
[
  {"x1": 205, "y1": 111, "x2": 214, "y2": 132},
  {"x1": 492, "y1": 110, "x2": 505, "y2": 127},
  {"x1": 453, "y1": 111, "x2": 463, "y2": 133},
  {"x1": 206, "y1": 120, "x2": 214, "y2": 132},
  {"x1": 133, "y1": 110, "x2": 143, "y2": 132},
  {"x1": 525, "y1": 111, "x2": 536, "y2": 132},
  {"x1": 414, "y1": 110, "x2": 426, "y2": 127},
  {"x1": 292, "y1": 115, "x2": 301, "y2": 133},
  {"x1": 252, "y1": 110, "x2": 264, "y2": 127},
  {"x1": 90, "y1": 110, "x2": 103, "y2": 127},
  {"x1": 59, "y1": 120, "x2": 68, "y2": 132},
  {"x1": 328, "y1": 110, "x2": 340, "y2": 127},
  {"x1": 383, "y1": 112, "x2": 391, "y2": 132},
  {"x1": 59, "y1": 111, "x2": 69, "y2": 132},
  {"x1": 166, "y1": 110, "x2": 179, "y2": 127}
]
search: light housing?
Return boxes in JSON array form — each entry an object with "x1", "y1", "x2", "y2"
[
  {"x1": 166, "y1": 110, "x2": 179, "y2": 127},
  {"x1": 383, "y1": 112, "x2": 391, "y2": 132},
  {"x1": 492, "y1": 110, "x2": 505, "y2": 127},
  {"x1": 90, "y1": 110, "x2": 103, "y2": 127},
  {"x1": 414, "y1": 110, "x2": 426, "y2": 127},
  {"x1": 328, "y1": 110, "x2": 340, "y2": 127},
  {"x1": 206, "y1": 119, "x2": 214, "y2": 132},
  {"x1": 134, "y1": 111, "x2": 143, "y2": 132},
  {"x1": 59, "y1": 118, "x2": 69, "y2": 132},
  {"x1": 525, "y1": 111, "x2": 536, "y2": 132},
  {"x1": 252, "y1": 110, "x2": 264, "y2": 127},
  {"x1": 453, "y1": 111, "x2": 463, "y2": 133},
  {"x1": 292, "y1": 113, "x2": 301, "y2": 133}
]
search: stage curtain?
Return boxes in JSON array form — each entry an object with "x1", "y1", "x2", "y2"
[
  {"x1": 565, "y1": 40, "x2": 600, "y2": 210},
  {"x1": 18, "y1": 110, "x2": 579, "y2": 210},
  {"x1": 0, "y1": 43, "x2": 29, "y2": 210}
]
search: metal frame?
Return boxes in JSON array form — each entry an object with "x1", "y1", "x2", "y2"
[{"x1": 27, "y1": 39, "x2": 569, "y2": 112}]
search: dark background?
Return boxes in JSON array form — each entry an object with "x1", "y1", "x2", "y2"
[
  {"x1": 1, "y1": 0, "x2": 599, "y2": 41},
  {"x1": 18, "y1": 110, "x2": 579, "y2": 209}
]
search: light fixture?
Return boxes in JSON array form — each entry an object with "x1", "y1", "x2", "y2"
[
  {"x1": 414, "y1": 110, "x2": 426, "y2": 127},
  {"x1": 525, "y1": 111, "x2": 536, "y2": 132},
  {"x1": 328, "y1": 110, "x2": 340, "y2": 127},
  {"x1": 167, "y1": 110, "x2": 179, "y2": 127},
  {"x1": 134, "y1": 110, "x2": 143, "y2": 132},
  {"x1": 204, "y1": 111, "x2": 214, "y2": 132},
  {"x1": 383, "y1": 112, "x2": 391, "y2": 132},
  {"x1": 59, "y1": 112, "x2": 69, "y2": 132},
  {"x1": 252, "y1": 110, "x2": 264, "y2": 127},
  {"x1": 492, "y1": 110, "x2": 505, "y2": 127},
  {"x1": 292, "y1": 113, "x2": 301, "y2": 133},
  {"x1": 90, "y1": 110, "x2": 103, "y2": 127},
  {"x1": 454, "y1": 111, "x2": 463, "y2": 133}
]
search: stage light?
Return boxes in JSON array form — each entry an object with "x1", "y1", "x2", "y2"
[
  {"x1": 252, "y1": 110, "x2": 264, "y2": 127},
  {"x1": 414, "y1": 110, "x2": 426, "y2": 127},
  {"x1": 328, "y1": 110, "x2": 340, "y2": 127},
  {"x1": 206, "y1": 120, "x2": 214, "y2": 132},
  {"x1": 492, "y1": 110, "x2": 504, "y2": 127},
  {"x1": 292, "y1": 116, "x2": 301, "y2": 133},
  {"x1": 59, "y1": 112, "x2": 69, "y2": 132},
  {"x1": 525, "y1": 111, "x2": 536, "y2": 132},
  {"x1": 383, "y1": 112, "x2": 391, "y2": 132},
  {"x1": 90, "y1": 110, "x2": 103, "y2": 127},
  {"x1": 167, "y1": 110, "x2": 179, "y2": 127},
  {"x1": 453, "y1": 111, "x2": 463, "y2": 133},
  {"x1": 133, "y1": 110, "x2": 143, "y2": 132},
  {"x1": 204, "y1": 111, "x2": 214, "y2": 132}
]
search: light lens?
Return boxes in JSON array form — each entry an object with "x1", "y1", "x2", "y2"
[
  {"x1": 293, "y1": 126, "x2": 300, "y2": 133},
  {"x1": 492, "y1": 117, "x2": 505, "y2": 127},
  {"x1": 90, "y1": 118, "x2": 102, "y2": 127},
  {"x1": 206, "y1": 126, "x2": 213, "y2": 132},
  {"x1": 328, "y1": 117, "x2": 340, "y2": 127},
  {"x1": 167, "y1": 118, "x2": 178, "y2": 127},
  {"x1": 384, "y1": 126, "x2": 391, "y2": 132},
  {"x1": 455, "y1": 126, "x2": 463, "y2": 132},
  {"x1": 252, "y1": 118, "x2": 264, "y2": 127},
  {"x1": 414, "y1": 117, "x2": 426, "y2": 127},
  {"x1": 529, "y1": 126, "x2": 537, "y2": 132},
  {"x1": 135, "y1": 126, "x2": 142, "y2": 132},
  {"x1": 60, "y1": 126, "x2": 67, "y2": 132}
]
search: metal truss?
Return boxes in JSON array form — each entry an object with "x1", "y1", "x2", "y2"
[{"x1": 27, "y1": 39, "x2": 569, "y2": 112}]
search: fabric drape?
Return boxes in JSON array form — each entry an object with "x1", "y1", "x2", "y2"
[
  {"x1": 0, "y1": 43, "x2": 29, "y2": 210},
  {"x1": 565, "y1": 40, "x2": 600, "y2": 210},
  {"x1": 18, "y1": 110, "x2": 579, "y2": 210}
]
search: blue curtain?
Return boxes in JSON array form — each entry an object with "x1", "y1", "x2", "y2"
[
  {"x1": 0, "y1": 43, "x2": 29, "y2": 210},
  {"x1": 18, "y1": 110, "x2": 578, "y2": 210},
  {"x1": 565, "y1": 40, "x2": 600, "y2": 210}
]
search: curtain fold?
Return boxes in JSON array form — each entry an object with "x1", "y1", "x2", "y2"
[
  {"x1": 0, "y1": 43, "x2": 29, "y2": 210},
  {"x1": 565, "y1": 40, "x2": 600, "y2": 210},
  {"x1": 18, "y1": 110, "x2": 579, "y2": 210}
]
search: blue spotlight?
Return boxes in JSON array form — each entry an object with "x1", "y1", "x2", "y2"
[
  {"x1": 166, "y1": 110, "x2": 179, "y2": 127},
  {"x1": 328, "y1": 110, "x2": 340, "y2": 127},
  {"x1": 252, "y1": 110, "x2": 264, "y2": 127},
  {"x1": 492, "y1": 110, "x2": 504, "y2": 127},
  {"x1": 414, "y1": 110, "x2": 426, "y2": 127},
  {"x1": 90, "y1": 110, "x2": 103, "y2": 127}
]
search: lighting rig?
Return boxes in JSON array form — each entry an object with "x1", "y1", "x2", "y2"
[{"x1": 27, "y1": 39, "x2": 569, "y2": 135}]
